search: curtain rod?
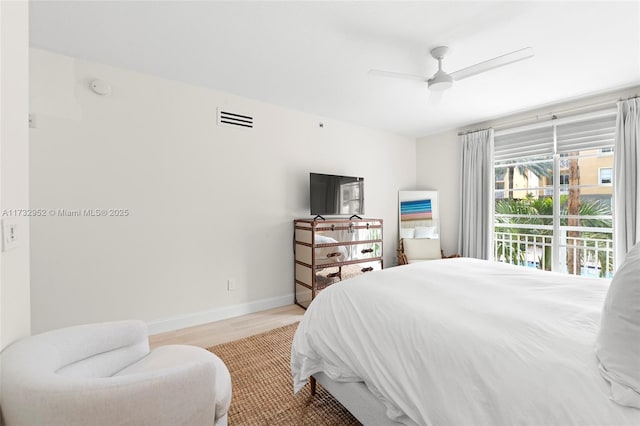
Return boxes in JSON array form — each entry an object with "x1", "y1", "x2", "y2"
[{"x1": 457, "y1": 93, "x2": 639, "y2": 136}]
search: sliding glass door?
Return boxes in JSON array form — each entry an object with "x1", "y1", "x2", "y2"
[{"x1": 493, "y1": 111, "x2": 615, "y2": 278}]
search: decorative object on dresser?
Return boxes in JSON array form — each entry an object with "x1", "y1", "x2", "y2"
[{"x1": 294, "y1": 218, "x2": 383, "y2": 308}]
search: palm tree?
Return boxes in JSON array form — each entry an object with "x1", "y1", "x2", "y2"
[
  {"x1": 497, "y1": 160, "x2": 552, "y2": 199},
  {"x1": 495, "y1": 195, "x2": 552, "y2": 270},
  {"x1": 495, "y1": 196, "x2": 612, "y2": 276},
  {"x1": 573, "y1": 199, "x2": 613, "y2": 277},
  {"x1": 494, "y1": 197, "x2": 538, "y2": 265},
  {"x1": 566, "y1": 155, "x2": 580, "y2": 275}
]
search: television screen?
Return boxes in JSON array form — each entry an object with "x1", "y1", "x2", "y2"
[{"x1": 310, "y1": 173, "x2": 364, "y2": 216}]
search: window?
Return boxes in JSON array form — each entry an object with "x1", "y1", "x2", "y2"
[
  {"x1": 493, "y1": 111, "x2": 615, "y2": 278},
  {"x1": 494, "y1": 170, "x2": 506, "y2": 197},
  {"x1": 599, "y1": 167, "x2": 612, "y2": 185}
]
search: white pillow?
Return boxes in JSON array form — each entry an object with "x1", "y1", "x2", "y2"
[
  {"x1": 596, "y1": 241, "x2": 640, "y2": 408},
  {"x1": 414, "y1": 226, "x2": 436, "y2": 239},
  {"x1": 399, "y1": 228, "x2": 415, "y2": 239}
]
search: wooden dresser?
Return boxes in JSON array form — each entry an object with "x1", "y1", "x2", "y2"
[{"x1": 294, "y1": 218, "x2": 383, "y2": 308}]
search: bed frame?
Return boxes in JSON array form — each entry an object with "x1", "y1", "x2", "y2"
[{"x1": 310, "y1": 374, "x2": 408, "y2": 426}]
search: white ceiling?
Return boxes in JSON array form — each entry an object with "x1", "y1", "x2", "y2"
[{"x1": 29, "y1": 1, "x2": 640, "y2": 138}]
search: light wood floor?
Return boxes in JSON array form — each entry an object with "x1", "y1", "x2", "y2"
[{"x1": 149, "y1": 304, "x2": 305, "y2": 349}]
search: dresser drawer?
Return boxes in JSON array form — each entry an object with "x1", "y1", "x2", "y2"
[
  {"x1": 315, "y1": 265, "x2": 343, "y2": 289},
  {"x1": 340, "y1": 260, "x2": 382, "y2": 281},
  {"x1": 314, "y1": 245, "x2": 349, "y2": 266},
  {"x1": 349, "y1": 243, "x2": 382, "y2": 261},
  {"x1": 314, "y1": 242, "x2": 382, "y2": 265},
  {"x1": 310, "y1": 222, "x2": 382, "y2": 244}
]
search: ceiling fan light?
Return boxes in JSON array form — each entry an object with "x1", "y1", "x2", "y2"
[{"x1": 427, "y1": 72, "x2": 453, "y2": 91}]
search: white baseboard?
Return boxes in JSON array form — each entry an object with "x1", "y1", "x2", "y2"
[{"x1": 146, "y1": 293, "x2": 295, "y2": 335}]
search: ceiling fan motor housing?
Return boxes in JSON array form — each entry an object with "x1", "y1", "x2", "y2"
[
  {"x1": 428, "y1": 70, "x2": 453, "y2": 90},
  {"x1": 428, "y1": 46, "x2": 453, "y2": 90},
  {"x1": 430, "y1": 46, "x2": 449, "y2": 60}
]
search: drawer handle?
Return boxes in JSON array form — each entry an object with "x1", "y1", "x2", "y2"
[
  {"x1": 361, "y1": 267, "x2": 374, "y2": 273},
  {"x1": 327, "y1": 272, "x2": 341, "y2": 278},
  {"x1": 326, "y1": 252, "x2": 342, "y2": 258},
  {"x1": 360, "y1": 248, "x2": 374, "y2": 254}
]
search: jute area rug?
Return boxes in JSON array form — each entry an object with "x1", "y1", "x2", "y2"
[{"x1": 208, "y1": 322, "x2": 361, "y2": 425}]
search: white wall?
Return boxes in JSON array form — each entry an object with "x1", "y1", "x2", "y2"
[
  {"x1": 0, "y1": 0, "x2": 31, "y2": 350},
  {"x1": 415, "y1": 130, "x2": 460, "y2": 256},
  {"x1": 416, "y1": 86, "x2": 640, "y2": 256},
  {"x1": 29, "y1": 48, "x2": 416, "y2": 334}
]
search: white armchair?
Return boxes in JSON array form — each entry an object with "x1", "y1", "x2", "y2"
[
  {"x1": 0, "y1": 320, "x2": 231, "y2": 426},
  {"x1": 398, "y1": 238, "x2": 460, "y2": 265}
]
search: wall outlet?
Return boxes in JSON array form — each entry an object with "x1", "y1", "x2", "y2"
[
  {"x1": 2, "y1": 219, "x2": 19, "y2": 251},
  {"x1": 227, "y1": 279, "x2": 236, "y2": 291}
]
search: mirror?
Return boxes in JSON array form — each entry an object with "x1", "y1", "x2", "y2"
[{"x1": 398, "y1": 191, "x2": 440, "y2": 240}]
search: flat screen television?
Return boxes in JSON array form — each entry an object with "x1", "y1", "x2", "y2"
[{"x1": 310, "y1": 173, "x2": 364, "y2": 217}]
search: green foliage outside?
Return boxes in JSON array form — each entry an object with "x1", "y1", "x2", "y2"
[{"x1": 495, "y1": 194, "x2": 613, "y2": 276}]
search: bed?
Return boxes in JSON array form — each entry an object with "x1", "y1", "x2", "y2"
[{"x1": 290, "y1": 257, "x2": 640, "y2": 426}]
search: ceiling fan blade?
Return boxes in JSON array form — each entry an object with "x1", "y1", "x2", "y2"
[
  {"x1": 368, "y1": 69, "x2": 428, "y2": 82},
  {"x1": 449, "y1": 47, "x2": 534, "y2": 81}
]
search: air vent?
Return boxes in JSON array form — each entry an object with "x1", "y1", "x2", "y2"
[{"x1": 217, "y1": 108, "x2": 254, "y2": 129}]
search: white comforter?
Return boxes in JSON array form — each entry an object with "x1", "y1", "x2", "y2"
[{"x1": 291, "y1": 258, "x2": 640, "y2": 426}]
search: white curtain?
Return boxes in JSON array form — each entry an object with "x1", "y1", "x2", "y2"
[
  {"x1": 613, "y1": 98, "x2": 640, "y2": 269},
  {"x1": 458, "y1": 129, "x2": 494, "y2": 259}
]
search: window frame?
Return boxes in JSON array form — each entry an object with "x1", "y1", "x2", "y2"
[
  {"x1": 493, "y1": 108, "x2": 616, "y2": 277},
  {"x1": 598, "y1": 167, "x2": 612, "y2": 185}
]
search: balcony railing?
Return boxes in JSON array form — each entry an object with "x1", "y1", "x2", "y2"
[{"x1": 494, "y1": 223, "x2": 613, "y2": 278}]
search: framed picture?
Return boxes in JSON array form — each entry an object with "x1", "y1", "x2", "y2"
[
  {"x1": 400, "y1": 198, "x2": 433, "y2": 221},
  {"x1": 398, "y1": 190, "x2": 440, "y2": 239}
]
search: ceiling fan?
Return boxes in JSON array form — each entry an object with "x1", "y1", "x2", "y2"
[{"x1": 369, "y1": 46, "x2": 534, "y2": 91}]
